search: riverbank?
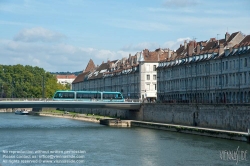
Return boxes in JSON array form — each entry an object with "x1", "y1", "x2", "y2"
[
  {"x1": 31, "y1": 110, "x2": 250, "y2": 143},
  {"x1": 100, "y1": 119, "x2": 250, "y2": 142},
  {"x1": 131, "y1": 121, "x2": 250, "y2": 143},
  {"x1": 0, "y1": 108, "x2": 13, "y2": 112},
  {"x1": 33, "y1": 110, "x2": 113, "y2": 123}
]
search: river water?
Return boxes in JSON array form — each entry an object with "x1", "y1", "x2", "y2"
[{"x1": 0, "y1": 113, "x2": 249, "y2": 166}]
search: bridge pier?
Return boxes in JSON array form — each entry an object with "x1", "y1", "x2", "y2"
[
  {"x1": 32, "y1": 107, "x2": 43, "y2": 112},
  {"x1": 127, "y1": 104, "x2": 144, "y2": 121}
]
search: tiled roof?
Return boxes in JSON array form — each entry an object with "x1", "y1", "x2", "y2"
[
  {"x1": 175, "y1": 45, "x2": 186, "y2": 58},
  {"x1": 226, "y1": 32, "x2": 238, "y2": 43},
  {"x1": 72, "y1": 71, "x2": 89, "y2": 84},
  {"x1": 88, "y1": 62, "x2": 110, "y2": 80},
  {"x1": 239, "y1": 35, "x2": 250, "y2": 45},
  {"x1": 56, "y1": 74, "x2": 76, "y2": 79},
  {"x1": 142, "y1": 49, "x2": 170, "y2": 62},
  {"x1": 84, "y1": 59, "x2": 95, "y2": 72}
]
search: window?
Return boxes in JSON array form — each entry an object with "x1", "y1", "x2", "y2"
[
  {"x1": 244, "y1": 58, "x2": 247, "y2": 67},
  {"x1": 153, "y1": 75, "x2": 156, "y2": 80},
  {"x1": 146, "y1": 65, "x2": 150, "y2": 71},
  {"x1": 147, "y1": 75, "x2": 150, "y2": 80},
  {"x1": 249, "y1": 72, "x2": 250, "y2": 84},
  {"x1": 153, "y1": 65, "x2": 156, "y2": 71},
  {"x1": 154, "y1": 84, "x2": 157, "y2": 90},
  {"x1": 244, "y1": 72, "x2": 247, "y2": 84},
  {"x1": 146, "y1": 84, "x2": 150, "y2": 90}
]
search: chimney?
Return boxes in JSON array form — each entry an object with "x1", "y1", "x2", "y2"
[
  {"x1": 173, "y1": 51, "x2": 177, "y2": 59},
  {"x1": 229, "y1": 47, "x2": 233, "y2": 53},
  {"x1": 225, "y1": 32, "x2": 230, "y2": 41},
  {"x1": 197, "y1": 44, "x2": 200, "y2": 54},
  {"x1": 187, "y1": 41, "x2": 194, "y2": 56},
  {"x1": 117, "y1": 61, "x2": 121, "y2": 69},
  {"x1": 184, "y1": 40, "x2": 187, "y2": 49},
  {"x1": 168, "y1": 48, "x2": 171, "y2": 59},
  {"x1": 219, "y1": 43, "x2": 224, "y2": 55}
]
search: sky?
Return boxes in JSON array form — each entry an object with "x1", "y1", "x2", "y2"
[{"x1": 0, "y1": 0, "x2": 250, "y2": 72}]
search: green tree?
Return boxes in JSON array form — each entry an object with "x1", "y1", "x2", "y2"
[{"x1": 0, "y1": 64, "x2": 71, "y2": 98}]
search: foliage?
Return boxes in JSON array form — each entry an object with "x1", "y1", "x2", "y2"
[
  {"x1": 50, "y1": 71, "x2": 82, "y2": 76},
  {"x1": 0, "y1": 64, "x2": 70, "y2": 98}
]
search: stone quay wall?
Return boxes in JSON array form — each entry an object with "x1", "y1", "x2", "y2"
[
  {"x1": 63, "y1": 103, "x2": 250, "y2": 132},
  {"x1": 61, "y1": 108, "x2": 129, "y2": 119},
  {"x1": 129, "y1": 103, "x2": 250, "y2": 132},
  {"x1": 0, "y1": 108, "x2": 14, "y2": 112}
]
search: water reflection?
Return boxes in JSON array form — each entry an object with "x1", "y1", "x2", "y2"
[{"x1": 0, "y1": 113, "x2": 249, "y2": 166}]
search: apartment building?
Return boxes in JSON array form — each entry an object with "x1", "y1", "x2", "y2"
[
  {"x1": 157, "y1": 31, "x2": 250, "y2": 103},
  {"x1": 72, "y1": 50, "x2": 170, "y2": 101}
]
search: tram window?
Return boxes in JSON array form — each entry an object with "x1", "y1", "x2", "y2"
[
  {"x1": 89, "y1": 94, "x2": 94, "y2": 99},
  {"x1": 54, "y1": 92, "x2": 62, "y2": 98},
  {"x1": 96, "y1": 93, "x2": 101, "y2": 99},
  {"x1": 76, "y1": 93, "x2": 88, "y2": 99},
  {"x1": 76, "y1": 93, "x2": 82, "y2": 98},
  {"x1": 117, "y1": 94, "x2": 122, "y2": 99},
  {"x1": 62, "y1": 92, "x2": 74, "y2": 98},
  {"x1": 103, "y1": 93, "x2": 120, "y2": 99},
  {"x1": 68, "y1": 93, "x2": 74, "y2": 98},
  {"x1": 82, "y1": 93, "x2": 88, "y2": 99}
]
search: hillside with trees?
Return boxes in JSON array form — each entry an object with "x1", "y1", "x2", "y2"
[{"x1": 0, "y1": 64, "x2": 70, "y2": 98}]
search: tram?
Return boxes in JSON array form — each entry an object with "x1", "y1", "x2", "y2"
[{"x1": 52, "y1": 90, "x2": 124, "y2": 102}]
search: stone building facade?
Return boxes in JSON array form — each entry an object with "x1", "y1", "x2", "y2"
[
  {"x1": 72, "y1": 50, "x2": 170, "y2": 101},
  {"x1": 157, "y1": 31, "x2": 250, "y2": 103}
]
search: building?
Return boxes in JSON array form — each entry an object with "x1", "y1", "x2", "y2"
[
  {"x1": 56, "y1": 74, "x2": 77, "y2": 86},
  {"x1": 157, "y1": 31, "x2": 250, "y2": 103},
  {"x1": 72, "y1": 50, "x2": 170, "y2": 101}
]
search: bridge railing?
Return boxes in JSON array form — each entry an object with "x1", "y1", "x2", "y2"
[
  {"x1": 0, "y1": 98, "x2": 141, "y2": 103},
  {"x1": 0, "y1": 98, "x2": 53, "y2": 101}
]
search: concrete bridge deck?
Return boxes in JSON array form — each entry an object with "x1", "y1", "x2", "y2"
[{"x1": 0, "y1": 101, "x2": 141, "y2": 110}]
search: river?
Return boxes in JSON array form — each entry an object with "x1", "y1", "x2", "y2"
[{"x1": 0, "y1": 113, "x2": 249, "y2": 166}]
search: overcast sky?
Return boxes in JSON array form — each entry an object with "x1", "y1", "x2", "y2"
[{"x1": 0, "y1": 0, "x2": 250, "y2": 72}]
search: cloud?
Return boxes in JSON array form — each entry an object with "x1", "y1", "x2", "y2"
[
  {"x1": 121, "y1": 42, "x2": 159, "y2": 52},
  {"x1": 163, "y1": 37, "x2": 191, "y2": 50},
  {"x1": 163, "y1": 0, "x2": 200, "y2": 8},
  {"x1": 0, "y1": 39, "x2": 131, "y2": 72},
  {"x1": 121, "y1": 38, "x2": 191, "y2": 53},
  {"x1": 13, "y1": 27, "x2": 66, "y2": 42}
]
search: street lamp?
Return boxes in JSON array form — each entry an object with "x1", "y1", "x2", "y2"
[
  {"x1": 1, "y1": 84, "x2": 3, "y2": 98},
  {"x1": 42, "y1": 74, "x2": 45, "y2": 99}
]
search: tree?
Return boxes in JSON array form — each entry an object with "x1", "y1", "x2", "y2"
[{"x1": 0, "y1": 64, "x2": 71, "y2": 98}]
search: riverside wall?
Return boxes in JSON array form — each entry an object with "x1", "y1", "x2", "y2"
[
  {"x1": 60, "y1": 108, "x2": 130, "y2": 119},
  {"x1": 129, "y1": 103, "x2": 250, "y2": 132},
  {"x1": 0, "y1": 108, "x2": 14, "y2": 112},
  {"x1": 63, "y1": 103, "x2": 250, "y2": 132}
]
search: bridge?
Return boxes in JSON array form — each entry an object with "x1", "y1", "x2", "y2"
[{"x1": 0, "y1": 101, "x2": 141, "y2": 110}]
